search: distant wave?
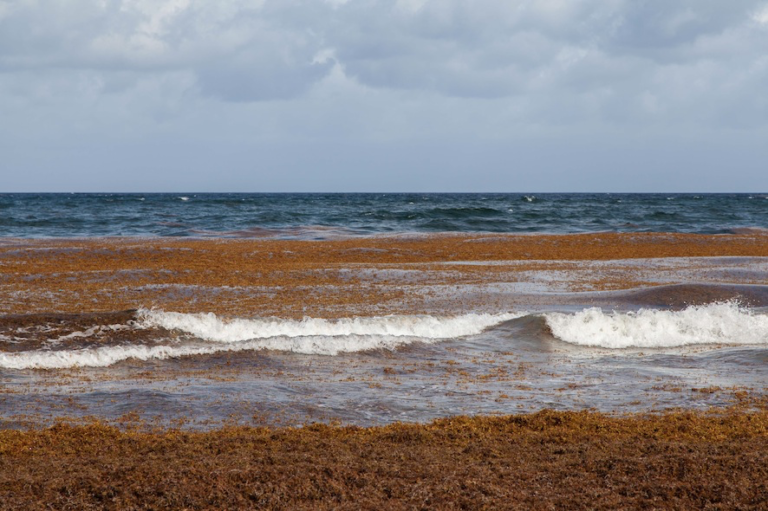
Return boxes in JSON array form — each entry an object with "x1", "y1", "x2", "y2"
[
  {"x1": 427, "y1": 207, "x2": 504, "y2": 218},
  {"x1": 1, "y1": 193, "x2": 766, "y2": 237},
  {"x1": 545, "y1": 302, "x2": 768, "y2": 349},
  {"x1": 188, "y1": 225, "x2": 362, "y2": 239}
]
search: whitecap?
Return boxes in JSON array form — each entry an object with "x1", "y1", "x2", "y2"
[
  {"x1": 545, "y1": 302, "x2": 768, "y2": 349},
  {"x1": 0, "y1": 311, "x2": 524, "y2": 369},
  {"x1": 137, "y1": 309, "x2": 522, "y2": 343},
  {"x1": 0, "y1": 333, "x2": 455, "y2": 370}
]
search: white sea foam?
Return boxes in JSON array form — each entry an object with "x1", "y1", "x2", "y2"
[
  {"x1": 0, "y1": 333, "x2": 464, "y2": 370},
  {"x1": 137, "y1": 309, "x2": 521, "y2": 343},
  {"x1": 545, "y1": 302, "x2": 768, "y2": 349},
  {"x1": 0, "y1": 311, "x2": 522, "y2": 369}
]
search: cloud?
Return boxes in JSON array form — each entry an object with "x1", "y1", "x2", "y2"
[
  {"x1": 1, "y1": 0, "x2": 766, "y2": 115},
  {"x1": 323, "y1": 0, "x2": 767, "y2": 127},
  {"x1": 0, "y1": 0, "x2": 334, "y2": 101},
  {"x1": 0, "y1": 0, "x2": 766, "y2": 194}
]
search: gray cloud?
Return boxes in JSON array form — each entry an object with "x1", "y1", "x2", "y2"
[
  {"x1": 0, "y1": 0, "x2": 766, "y2": 191},
  {"x1": 3, "y1": 1, "x2": 766, "y2": 105},
  {"x1": 0, "y1": 0, "x2": 335, "y2": 100},
  {"x1": 324, "y1": 0, "x2": 768, "y2": 127}
]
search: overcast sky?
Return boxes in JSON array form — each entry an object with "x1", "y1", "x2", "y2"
[{"x1": 1, "y1": 0, "x2": 767, "y2": 192}]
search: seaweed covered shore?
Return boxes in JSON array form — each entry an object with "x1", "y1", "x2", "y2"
[
  {"x1": 1, "y1": 233, "x2": 767, "y2": 508},
  {"x1": 1, "y1": 410, "x2": 766, "y2": 510},
  {"x1": 3, "y1": 232, "x2": 768, "y2": 318}
]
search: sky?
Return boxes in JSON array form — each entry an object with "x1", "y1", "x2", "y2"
[{"x1": 1, "y1": 0, "x2": 767, "y2": 192}]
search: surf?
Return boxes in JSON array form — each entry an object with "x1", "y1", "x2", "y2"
[
  {"x1": 0, "y1": 311, "x2": 524, "y2": 369},
  {"x1": 544, "y1": 301, "x2": 768, "y2": 349}
]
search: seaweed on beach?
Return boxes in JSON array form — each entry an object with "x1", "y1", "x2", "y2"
[{"x1": 1, "y1": 409, "x2": 766, "y2": 510}]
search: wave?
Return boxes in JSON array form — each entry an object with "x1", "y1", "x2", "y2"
[
  {"x1": 187, "y1": 225, "x2": 361, "y2": 239},
  {"x1": 137, "y1": 310, "x2": 521, "y2": 343},
  {"x1": 0, "y1": 311, "x2": 522, "y2": 369},
  {"x1": 545, "y1": 302, "x2": 768, "y2": 349},
  {"x1": 4, "y1": 304, "x2": 766, "y2": 369},
  {"x1": 428, "y1": 207, "x2": 504, "y2": 218},
  {"x1": 0, "y1": 335, "x2": 434, "y2": 370}
]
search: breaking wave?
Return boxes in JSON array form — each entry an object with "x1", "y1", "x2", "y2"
[
  {"x1": 545, "y1": 302, "x2": 768, "y2": 349},
  {"x1": 0, "y1": 311, "x2": 523, "y2": 369},
  {"x1": 136, "y1": 309, "x2": 521, "y2": 342},
  {"x1": 4, "y1": 304, "x2": 766, "y2": 369}
]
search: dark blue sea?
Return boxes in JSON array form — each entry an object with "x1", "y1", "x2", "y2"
[{"x1": 1, "y1": 193, "x2": 766, "y2": 238}]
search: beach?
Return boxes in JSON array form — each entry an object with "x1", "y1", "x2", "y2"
[
  {"x1": 6, "y1": 0, "x2": 768, "y2": 503},
  {"x1": 1, "y1": 232, "x2": 767, "y2": 508},
  {"x1": 2, "y1": 411, "x2": 766, "y2": 509}
]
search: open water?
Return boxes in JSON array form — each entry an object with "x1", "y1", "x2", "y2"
[{"x1": 1, "y1": 193, "x2": 766, "y2": 237}]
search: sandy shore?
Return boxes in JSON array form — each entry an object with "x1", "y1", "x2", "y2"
[{"x1": 2, "y1": 232, "x2": 767, "y2": 317}]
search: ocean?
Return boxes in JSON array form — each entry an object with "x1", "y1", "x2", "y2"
[
  {"x1": 1, "y1": 192, "x2": 767, "y2": 237},
  {"x1": 0, "y1": 193, "x2": 766, "y2": 428}
]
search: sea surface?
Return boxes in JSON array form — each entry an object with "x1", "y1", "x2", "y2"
[
  {"x1": 0, "y1": 193, "x2": 766, "y2": 428},
  {"x1": 1, "y1": 192, "x2": 767, "y2": 237}
]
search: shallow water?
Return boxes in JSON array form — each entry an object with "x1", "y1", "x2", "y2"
[
  {"x1": 1, "y1": 288, "x2": 766, "y2": 429},
  {"x1": 1, "y1": 223, "x2": 766, "y2": 428}
]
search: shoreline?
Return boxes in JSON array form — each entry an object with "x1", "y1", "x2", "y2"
[
  {"x1": 1, "y1": 232, "x2": 766, "y2": 507},
  {"x1": 2, "y1": 232, "x2": 767, "y2": 318}
]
